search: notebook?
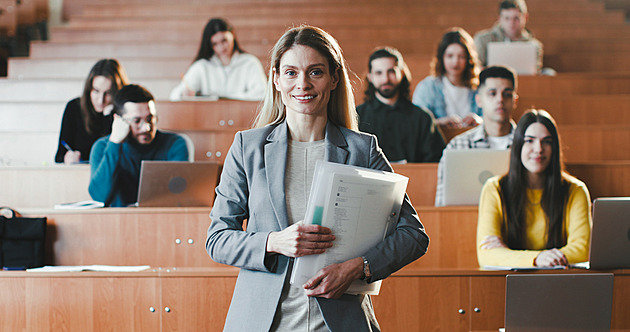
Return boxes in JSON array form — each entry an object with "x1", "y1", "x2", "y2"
[
  {"x1": 504, "y1": 273, "x2": 613, "y2": 332},
  {"x1": 589, "y1": 197, "x2": 630, "y2": 270},
  {"x1": 442, "y1": 149, "x2": 510, "y2": 206},
  {"x1": 136, "y1": 161, "x2": 220, "y2": 207},
  {"x1": 487, "y1": 41, "x2": 538, "y2": 75}
]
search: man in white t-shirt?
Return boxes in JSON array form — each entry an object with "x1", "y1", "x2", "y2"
[{"x1": 435, "y1": 66, "x2": 518, "y2": 206}]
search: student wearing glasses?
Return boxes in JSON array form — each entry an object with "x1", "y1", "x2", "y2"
[{"x1": 89, "y1": 84, "x2": 190, "y2": 207}]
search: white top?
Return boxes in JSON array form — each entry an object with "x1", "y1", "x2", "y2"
[
  {"x1": 441, "y1": 76, "x2": 473, "y2": 118},
  {"x1": 272, "y1": 139, "x2": 327, "y2": 332},
  {"x1": 169, "y1": 51, "x2": 267, "y2": 101},
  {"x1": 486, "y1": 135, "x2": 512, "y2": 149}
]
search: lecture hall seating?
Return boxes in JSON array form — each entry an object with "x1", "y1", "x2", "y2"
[{"x1": 2, "y1": 0, "x2": 630, "y2": 330}]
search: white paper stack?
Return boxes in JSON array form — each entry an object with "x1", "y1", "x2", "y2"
[{"x1": 290, "y1": 161, "x2": 408, "y2": 295}]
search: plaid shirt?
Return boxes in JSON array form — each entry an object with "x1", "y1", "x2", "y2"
[{"x1": 435, "y1": 123, "x2": 515, "y2": 206}]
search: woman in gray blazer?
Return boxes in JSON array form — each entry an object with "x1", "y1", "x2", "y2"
[{"x1": 206, "y1": 26, "x2": 430, "y2": 332}]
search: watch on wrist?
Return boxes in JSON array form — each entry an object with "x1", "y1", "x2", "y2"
[{"x1": 361, "y1": 256, "x2": 372, "y2": 280}]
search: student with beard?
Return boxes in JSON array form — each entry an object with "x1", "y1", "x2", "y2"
[{"x1": 357, "y1": 47, "x2": 445, "y2": 163}]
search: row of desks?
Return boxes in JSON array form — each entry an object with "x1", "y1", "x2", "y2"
[
  {"x1": 3, "y1": 160, "x2": 630, "y2": 208},
  {"x1": 2, "y1": 206, "x2": 627, "y2": 330},
  {"x1": 1, "y1": 263, "x2": 629, "y2": 331}
]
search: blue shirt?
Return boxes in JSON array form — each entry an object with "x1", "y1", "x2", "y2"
[
  {"x1": 88, "y1": 130, "x2": 189, "y2": 207},
  {"x1": 412, "y1": 75, "x2": 481, "y2": 119}
]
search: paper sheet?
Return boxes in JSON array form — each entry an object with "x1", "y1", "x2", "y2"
[{"x1": 290, "y1": 161, "x2": 408, "y2": 295}]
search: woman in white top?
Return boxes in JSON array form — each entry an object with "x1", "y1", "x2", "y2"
[
  {"x1": 412, "y1": 27, "x2": 482, "y2": 128},
  {"x1": 170, "y1": 18, "x2": 267, "y2": 101}
]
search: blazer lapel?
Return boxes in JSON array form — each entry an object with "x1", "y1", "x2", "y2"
[
  {"x1": 324, "y1": 122, "x2": 349, "y2": 164},
  {"x1": 264, "y1": 123, "x2": 290, "y2": 230}
]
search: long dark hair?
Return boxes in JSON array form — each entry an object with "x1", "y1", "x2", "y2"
[
  {"x1": 80, "y1": 59, "x2": 129, "y2": 136},
  {"x1": 194, "y1": 18, "x2": 244, "y2": 63},
  {"x1": 431, "y1": 27, "x2": 479, "y2": 89},
  {"x1": 499, "y1": 109, "x2": 570, "y2": 250}
]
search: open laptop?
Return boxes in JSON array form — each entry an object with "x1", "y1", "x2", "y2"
[
  {"x1": 136, "y1": 161, "x2": 220, "y2": 207},
  {"x1": 505, "y1": 273, "x2": 614, "y2": 332},
  {"x1": 442, "y1": 149, "x2": 510, "y2": 206},
  {"x1": 487, "y1": 41, "x2": 538, "y2": 75},
  {"x1": 588, "y1": 197, "x2": 630, "y2": 269}
]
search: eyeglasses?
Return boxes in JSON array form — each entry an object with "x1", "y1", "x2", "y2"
[{"x1": 122, "y1": 115, "x2": 156, "y2": 128}]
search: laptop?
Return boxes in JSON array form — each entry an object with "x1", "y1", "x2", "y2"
[
  {"x1": 487, "y1": 41, "x2": 538, "y2": 75},
  {"x1": 588, "y1": 197, "x2": 630, "y2": 269},
  {"x1": 504, "y1": 273, "x2": 614, "y2": 332},
  {"x1": 442, "y1": 149, "x2": 510, "y2": 206},
  {"x1": 136, "y1": 161, "x2": 220, "y2": 207}
]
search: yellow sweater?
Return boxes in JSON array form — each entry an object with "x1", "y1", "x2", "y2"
[{"x1": 477, "y1": 175, "x2": 592, "y2": 267}]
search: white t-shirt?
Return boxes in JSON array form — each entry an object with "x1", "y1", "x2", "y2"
[
  {"x1": 487, "y1": 134, "x2": 512, "y2": 150},
  {"x1": 169, "y1": 51, "x2": 267, "y2": 101},
  {"x1": 442, "y1": 76, "x2": 473, "y2": 118}
]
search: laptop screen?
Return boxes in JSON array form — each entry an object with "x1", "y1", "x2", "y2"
[
  {"x1": 505, "y1": 273, "x2": 613, "y2": 332},
  {"x1": 442, "y1": 149, "x2": 510, "y2": 206},
  {"x1": 136, "y1": 161, "x2": 220, "y2": 207},
  {"x1": 589, "y1": 197, "x2": 630, "y2": 269},
  {"x1": 487, "y1": 41, "x2": 538, "y2": 75}
]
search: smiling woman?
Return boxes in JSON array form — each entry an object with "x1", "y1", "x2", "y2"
[
  {"x1": 206, "y1": 25, "x2": 429, "y2": 332},
  {"x1": 477, "y1": 109, "x2": 592, "y2": 268}
]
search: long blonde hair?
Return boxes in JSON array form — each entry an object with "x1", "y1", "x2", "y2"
[{"x1": 253, "y1": 25, "x2": 357, "y2": 130}]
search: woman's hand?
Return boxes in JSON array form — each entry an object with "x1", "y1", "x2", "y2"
[
  {"x1": 266, "y1": 222, "x2": 335, "y2": 258},
  {"x1": 535, "y1": 249, "x2": 568, "y2": 267},
  {"x1": 303, "y1": 257, "x2": 364, "y2": 299},
  {"x1": 63, "y1": 150, "x2": 81, "y2": 164},
  {"x1": 461, "y1": 113, "x2": 482, "y2": 127},
  {"x1": 480, "y1": 235, "x2": 508, "y2": 249},
  {"x1": 437, "y1": 115, "x2": 463, "y2": 128}
]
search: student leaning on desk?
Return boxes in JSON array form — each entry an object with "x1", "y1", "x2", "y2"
[{"x1": 477, "y1": 110, "x2": 591, "y2": 268}]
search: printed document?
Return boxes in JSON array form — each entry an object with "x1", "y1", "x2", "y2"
[{"x1": 290, "y1": 161, "x2": 408, "y2": 295}]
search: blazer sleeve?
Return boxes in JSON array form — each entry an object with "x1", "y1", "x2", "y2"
[
  {"x1": 206, "y1": 132, "x2": 274, "y2": 272},
  {"x1": 361, "y1": 135, "x2": 430, "y2": 282}
]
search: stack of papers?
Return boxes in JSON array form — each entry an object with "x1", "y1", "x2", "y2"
[
  {"x1": 54, "y1": 200, "x2": 104, "y2": 209},
  {"x1": 27, "y1": 265, "x2": 151, "y2": 272},
  {"x1": 290, "y1": 161, "x2": 408, "y2": 295}
]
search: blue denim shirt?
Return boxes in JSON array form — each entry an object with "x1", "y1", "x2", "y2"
[{"x1": 412, "y1": 75, "x2": 481, "y2": 119}]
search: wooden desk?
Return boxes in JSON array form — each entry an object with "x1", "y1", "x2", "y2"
[
  {"x1": 4, "y1": 160, "x2": 629, "y2": 209},
  {"x1": 1, "y1": 165, "x2": 92, "y2": 208},
  {"x1": 21, "y1": 207, "x2": 221, "y2": 268},
  {"x1": 1, "y1": 267, "x2": 627, "y2": 331},
  {"x1": 0, "y1": 267, "x2": 238, "y2": 332}
]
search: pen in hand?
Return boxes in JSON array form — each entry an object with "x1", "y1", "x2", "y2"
[{"x1": 61, "y1": 140, "x2": 73, "y2": 152}]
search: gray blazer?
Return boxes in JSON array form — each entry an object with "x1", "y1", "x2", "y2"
[{"x1": 206, "y1": 121, "x2": 429, "y2": 331}]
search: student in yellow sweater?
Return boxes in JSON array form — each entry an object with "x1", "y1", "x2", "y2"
[{"x1": 477, "y1": 109, "x2": 591, "y2": 267}]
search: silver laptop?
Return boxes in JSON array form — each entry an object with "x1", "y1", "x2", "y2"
[
  {"x1": 442, "y1": 149, "x2": 510, "y2": 206},
  {"x1": 589, "y1": 197, "x2": 630, "y2": 269},
  {"x1": 136, "y1": 161, "x2": 220, "y2": 207},
  {"x1": 505, "y1": 273, "x2": 614, "y2": 332},
  {"x1": 487, "y1": 41, "x2": 538, "y2": 75}
]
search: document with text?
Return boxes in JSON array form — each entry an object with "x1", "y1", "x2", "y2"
[{"x1": 290, "y1": 161, "x2": 408, "y2": 295}]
